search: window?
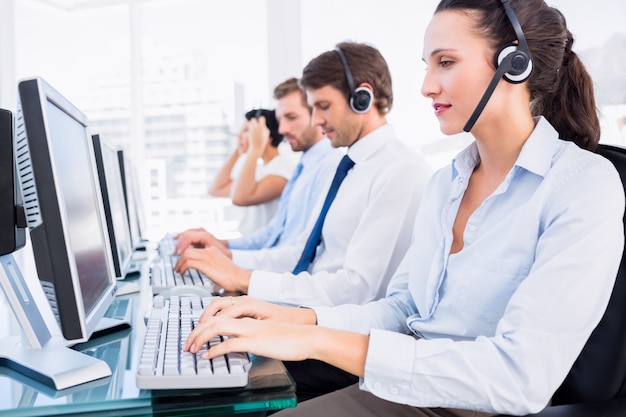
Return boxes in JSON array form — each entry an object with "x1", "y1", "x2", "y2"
[{"x1": 9, "y1": 0, "x2": 626, "y2": 238}]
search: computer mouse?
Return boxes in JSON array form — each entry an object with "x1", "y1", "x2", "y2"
[{"x1": 116, "y1": 281, "x2": 141, "y2": 296}]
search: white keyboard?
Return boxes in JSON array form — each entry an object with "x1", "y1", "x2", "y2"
[
  {"x1": 157, "y1": 234, "x2": 177, "y2": 257},
  {"x1": 152, "y1": 234, "x2": 216, "y2": 294},
  {"x1": 136, "y1": 295, "x2": 251, "y2": 389},
  {"x1": 150, "y1": 255, "x2": 216, "y2": 295}
]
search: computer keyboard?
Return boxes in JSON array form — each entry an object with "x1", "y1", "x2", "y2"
[
  {"x1": 157, "y1": 233, "x2": 177, "y2": 256},
  {"x1": 151, "y1": 234, "x2": 216, "y2": 294},
  {"x1": 136, "y1": 295, "x2": 251, "y2": 390},
  {"x1": 150, "y1": 255, "x2": 216, "y2": 294}
]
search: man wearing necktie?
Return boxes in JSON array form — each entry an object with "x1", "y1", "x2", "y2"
[
  {"x1": 173, "y1": 78, "x2": 343, "y2": 254},
  {"x1": 175, "y1": 41, "x2": 432, "y2": 308},
  {"x1": 175, "y1": 41, "x2": 433, "y2": 401}
]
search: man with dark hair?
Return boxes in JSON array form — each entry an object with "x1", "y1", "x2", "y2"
[
  {"x1": 175, "y1": 41, "x2": 433, "y2": 401},
  {"x1": 175, "y1": 40, "x2": 432, "y2": 309},
  {"x1": 301, "y1": 41, "x2": 394, "y2": 115},
  {"x1": 175, "y1": 77, "x2": 343, "y2": 253}
]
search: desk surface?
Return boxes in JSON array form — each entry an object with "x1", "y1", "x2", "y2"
[{"x1": 0, "y1": 256, "x2": 297, "y2": 416}]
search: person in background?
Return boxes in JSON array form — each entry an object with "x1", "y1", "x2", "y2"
[
  {"x1": 175, "y1": 40, "x2": 433, "y2": 401},
  {"x1": 174, "y1": 77, "x2": 343, "y2": 255},
  {"x1": 183, "y1": 0, "x2": 625, "y2": 415},
  {"x1": 208, "y1": 108, "x2": 295, "y2": 235},
  {"x1": 175, "y1": 41, "x2": 432, "y2": 308}
]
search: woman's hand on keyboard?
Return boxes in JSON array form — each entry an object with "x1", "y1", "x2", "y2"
[
  {"x1": 185, "y1": 316, "x2": 314, "y2": 362},
  {"x1": 183, "y1": 314, "x2": 369, "y2": 377},
  {"x1": 199, "y1": 295, "x2": 317, "y2": 325}
]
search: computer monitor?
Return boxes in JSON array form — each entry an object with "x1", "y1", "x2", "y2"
[
  {"x1": 91, "y1": 134, "x2": 133, "y2": 279},
  {"x1": 0, "y1": 108, "x2": 26, "y2": 255},
  {"x1": 16, "y1": 76, "x2": 119, "y2": 343},
  {"x1": 117, "y1": 149, "x2": 146, "y2": 250},
  {"x1": 0, "y1": 101, "x2": 113, "y2": 390},
  {"x1": 1, "y1": 76, "x2": 133, "y2": 388}
]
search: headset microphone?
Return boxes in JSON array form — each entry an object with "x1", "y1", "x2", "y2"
[
  {"x1": 463, "y1": 0, "x2": 533, "y2": 132},
  {"x1": 463, "y1": 54, "x2": 521, "y2": 132}
]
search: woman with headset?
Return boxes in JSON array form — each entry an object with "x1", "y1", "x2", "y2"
[{"x1": 184, "y1": 0, "x2": 624, "y2": 415}]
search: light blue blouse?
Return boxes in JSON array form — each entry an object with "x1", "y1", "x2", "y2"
[{"x1": 314, "y1": 117, "x2": 625, "y2": 414}]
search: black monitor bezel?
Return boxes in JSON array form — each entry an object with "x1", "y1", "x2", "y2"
[
  {"x1": 0, "y1": 109, "x2": 26, "y2": 256},
  {"x1": 117, "y1": 149, "x2": 144, "y2": 249},
  {"x1": 92, "y1": 134, "x2": 133, "y2": 279},
  {"x1": 16, "y1": 76, "x2": 117, "y2": 342}
]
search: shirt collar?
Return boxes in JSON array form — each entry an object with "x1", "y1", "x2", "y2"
[
  {"x1": 347, "y1": 123, "x2": 396, "y2": 165},
  {"x1": 300, "y1": 137, "x2": 333, "y2": 167},
  {"x1": 451, "y1": 116, "x2": 560, "y2": 181},
  {"x1": 515, "y1": 116, "x2": 560, "y2": 178}
]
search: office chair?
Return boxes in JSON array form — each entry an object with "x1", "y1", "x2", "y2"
[{"x1": 498, "y1": 143, "x2": 626, "y2": 417}]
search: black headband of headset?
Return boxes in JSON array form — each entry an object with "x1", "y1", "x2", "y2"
[
  {"x1": 335, "y1": 47, "x2": 356, "y2": 98},
  {"x1": 501, "y1": 0, "x2": 531, "y2": 60}
]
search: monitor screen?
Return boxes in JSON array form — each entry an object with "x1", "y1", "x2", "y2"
[
  {"x1": 92, "y1": 134, "x2": 133, "y2": 279},
  {"x1": 117, "y1": 149, "x2": 145, "y2": 249},
  {"x1": 16, "y1": 77, "x2": 116, "y2": 342}
]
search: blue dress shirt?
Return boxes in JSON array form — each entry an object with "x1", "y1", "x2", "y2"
[
  {"x1": 314, "y1": 117, "x2": 625, "y2": 415},
  {"x1": 228, "y1": 139, "x2": 343, "y2": 250}
]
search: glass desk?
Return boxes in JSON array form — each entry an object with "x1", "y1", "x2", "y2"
[{"x1": 0, "y1": 265, "x2": 297, "y2": 416}]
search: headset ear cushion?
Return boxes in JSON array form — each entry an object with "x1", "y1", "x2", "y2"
[
  {"x1": 351, "y1": 86, "x2": 374, "y2": 113},
  {"x1": 496, "y1": 44, "x2": 533, "y2": 84}
]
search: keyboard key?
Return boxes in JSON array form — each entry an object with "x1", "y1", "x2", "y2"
[
  {"x1": 150, "y1": 254, "x2": 216, "y2": 295},
  {"x1": 136, "y1": 296, "x2": 250, "y2": 389}
]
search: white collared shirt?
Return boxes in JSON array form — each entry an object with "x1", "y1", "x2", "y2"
[{"x1": 235, "y1": 124, "x2": 433, "y2": 306}]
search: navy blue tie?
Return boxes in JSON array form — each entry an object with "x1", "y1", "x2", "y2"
[{"x1": 292, "y1": 155, "x2": 355, "y2": 274}]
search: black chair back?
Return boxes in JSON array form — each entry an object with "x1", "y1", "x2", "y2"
[{"x1": 551, "y1": 144, "x2": 626, "y2": 405}]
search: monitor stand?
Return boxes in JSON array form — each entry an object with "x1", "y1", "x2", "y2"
[
  {"x1": 0, "y1": 254, "x2": 112, "y2": 390},
  {"x1": 91, "y1": 297, "x2": 133, "y2": 339},
  {"x1": 0, "y1": 335, "x2": 111, "y2": 391}
]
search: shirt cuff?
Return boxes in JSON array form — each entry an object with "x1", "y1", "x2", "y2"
[
  {"x1": 231, "y1": 249, "x2": 258, "y2": 270},
  {"x1": 361, "y1": 328, "x2": 416, "y2": 404},
  {"x1": 247, "y1": 270, "x2": 282, "y2": 302},
  {"x1": 227, "y1": 237, "x2": 249, "y2": 250},
  {"x1": 312, "y1": 306, "x2": 344, "y2": 329}
]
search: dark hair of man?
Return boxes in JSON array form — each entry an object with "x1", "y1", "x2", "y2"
[
  {"x1": 435, "y1": 0, "x2": 600, "y2": 151},
  {"x1": 300, "y1": 41, "x2": 394, "y2": 115}
]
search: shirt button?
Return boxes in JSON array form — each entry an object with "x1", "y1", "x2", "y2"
[
  {"x1": 468, "y1": 225, "x2": 476, "y2": 232},
  {"x1": 373, "y1": 382, "x2": 382, "y2": 390},
  {"x1": 390, "y1": 387, "x2": 399, "y2": 395}
]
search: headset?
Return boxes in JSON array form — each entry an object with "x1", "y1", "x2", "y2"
[
  {"x1": 335, "y1": 46, "x2": 374, "y2": 114},
  {"x1": 463, "y1": 0, "x2": 533, "y2": 132}
]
